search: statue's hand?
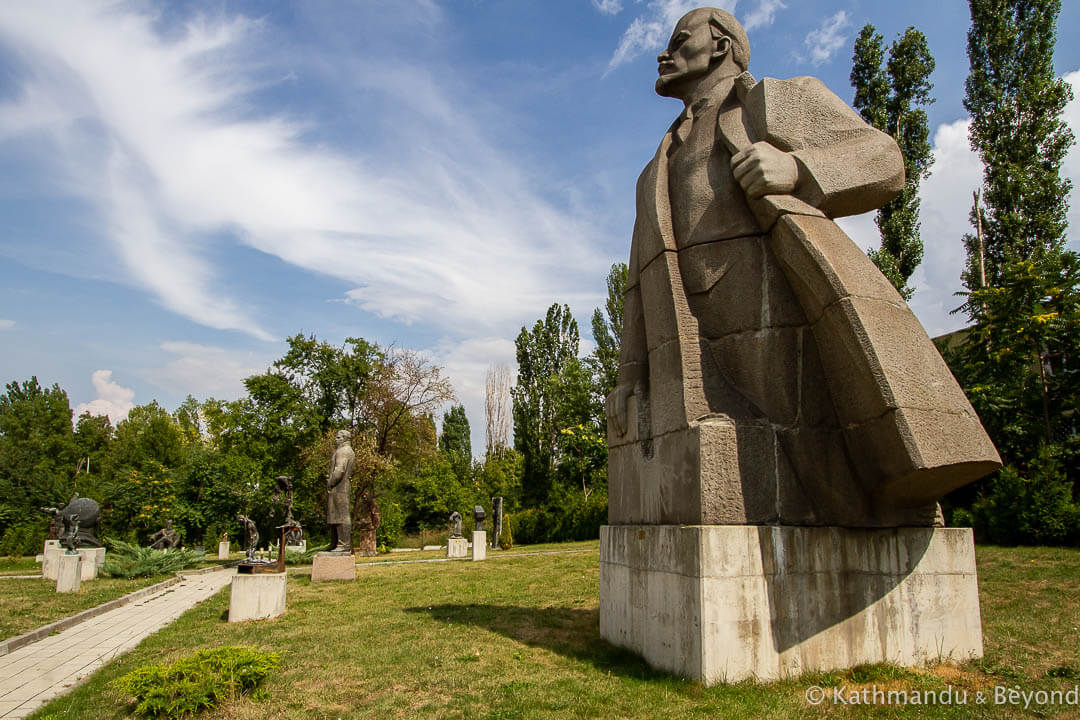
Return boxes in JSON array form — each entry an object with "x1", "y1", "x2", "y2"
[
  {"x1": 606, "y1": 385, "x2": 633, "y2": 437},
  {"x1": 731, "y1": 142, "x2": 798, "y2": 199}
]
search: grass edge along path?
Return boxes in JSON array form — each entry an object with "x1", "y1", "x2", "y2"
[{"x1": 22, "y1": 542, "x2": 1080, "y2": 720}]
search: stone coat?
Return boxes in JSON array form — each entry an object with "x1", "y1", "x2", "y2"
[
  {"x1": 610, "y1": 72, "x2": 1000, "y2": 527},
  {"x1": 327, "y1": 443, "x2": 354, "y2": 526}
]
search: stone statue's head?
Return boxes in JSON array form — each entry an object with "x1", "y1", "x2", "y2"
[
  {"x1": 656, "y1": 7, "x2": 749, "y2": 99},
  {"x1": 335, "y1": 429, "x2": 351, "y2": 446}
]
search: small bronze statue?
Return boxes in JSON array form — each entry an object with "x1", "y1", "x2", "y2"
[
  {"x1": 237, "y1": 514, "x2": 259, "y2": 562},
  {"x1": 148, "y1": 520, "x2": 180, "y2": 550},
  {"x1": 40, "y1": 506, "x2": 63, "y2": 540},
  {"x1": 60, "y1": 513, "x2": 80, "y2": 552},
  {"x1": 274, "y1": 475, "x2": 304, "y2": 546},
  {"x1": 449, "y1": 511, "x2": 463, "y2": 539},
  {"x1": 41, "y1": 494, "x2": 102, "y2": 547}
]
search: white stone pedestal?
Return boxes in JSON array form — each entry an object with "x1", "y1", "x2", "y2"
[
  {"x1": 218, "y1": 541, "x2": 230, "y2": 560},
  {"x1": 42, "y1": 540, "x2": 61, "y2": 580},
  {"x1": 446, "y1": 537, "x2": 468, "y2": 558},
  {"x1": 472, "y1": 531, "x2": 487, "y2": 561},
  {"x1": 599, "y1": 525, "x2": 983, "y2": 684},
  {"x1": 77, "y1": 547, "x2": 105, "y2": 580},
  {"x1": 228, "y1": 573, "x2": 286, "y2": 622},
  {"x1": 285, "y1": 540, "x2": 306, "y2": 554},
  {"x1": 311, "y1": 551, "x2": 355, "y2": 581},
  {"x1": 56, "y1": 552, "x2": 82, "y2": 593}
]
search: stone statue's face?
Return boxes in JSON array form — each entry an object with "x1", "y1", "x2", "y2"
[
  {"x1": 655, "y1": 11, "x2": 725, "y2": 98},
  {"x1": 336, "y1": 431, "x2": 349, "y2": 446}
]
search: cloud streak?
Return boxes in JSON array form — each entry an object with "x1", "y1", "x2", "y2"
[
  {"x1": 803, "y1": 11, "x2": 850, "y2": 66},
  {"x1": 74, "y1": 369, "x2": 135, "y2": 424},
  {"x1": 0, "y1": 2, "x2": 609, "y2": 342}
]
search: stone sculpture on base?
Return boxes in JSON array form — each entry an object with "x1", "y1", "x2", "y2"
[
  {"x1": 237, "y1": 514, "x2": 259, "y2": 562},
  {"x1": 43, "y1": 495, "x2": 103, "y2": 548},
  {"x1": 148, "y1": 520, "x2": 180, "y2": 550},
  {"x1": 446, "y1": 512, "x2": 467, "y2": 559},
  {"x1": 326, "y1": 430, "x2": 355, "y2": 553},
  {"x1": 599, "y1": 7, "x2": 1001, "y2": 684}
]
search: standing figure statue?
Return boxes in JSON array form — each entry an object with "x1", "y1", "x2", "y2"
[
  {"x1": 237, "y1": 514, "x2": 258, "y2": 561},
  {"x1": 40, "y1": 506, "x2": 63, "y2": 540},
  {"x1": 327, "y1": 430, "x2": 355, "y2": 552},
  {"x1": 448, "y1": 511, "x2": 463, "y2": 539},
  {"x1": 605, "y1": 7, "x2": 1000, "y2": 528},
  {"x1": 60, "y1": 513, "x2": 80, "y2": 552},
  {"x1": 275, "y1": 475, "x2": 304, "y2": 545}
]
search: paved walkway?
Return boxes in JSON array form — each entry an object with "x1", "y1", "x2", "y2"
[{"x1": 0, "y1": 568, "x2": 234, "y2": 719}]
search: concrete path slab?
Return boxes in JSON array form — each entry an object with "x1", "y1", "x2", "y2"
[{"x1": 0, "y1": 567, "x2": 234, "y2": 719}]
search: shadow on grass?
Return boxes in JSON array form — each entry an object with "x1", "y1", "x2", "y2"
[{"x1": 405, "y1": 604, "x2": 670, "y2": 682}]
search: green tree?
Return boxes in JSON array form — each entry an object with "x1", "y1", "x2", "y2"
[
  {"x1": 850, "y1": 24, "x2": 935, "y2": 299},
  {"x1": 438, "y1": 404, "x2": 471, "y2": 483},
  {"x1": 961, "y1": 0, "x2": 1074, "y2": 286},
  {"x1": 513, "y1": 303, "x2": 580, "y2": 506},
  {"x1": 0, "y1": 378, "x2": 78, "y2": 544},
  {"x1": 588, "y1": 263, "x2": 628, "y2": 403}
]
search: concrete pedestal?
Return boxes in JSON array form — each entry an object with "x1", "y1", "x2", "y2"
[
  {"x1": 599, "y1": 525, "x2": 983, "y2": 684},
  {"x1": 42, "y1": 540, "x2": 61, "y2": 580},
  {"x1": 56, "y1": 552, "x2": 82, "y2": 593},
  {"x1": 218, "y1": 541, "x2": 230, "y2": 560},
  {"x1": 228, "y1": 573, "x2": 286, "y2": 622},
  {"x1": 447, "y1": 538, "x2": 468, "y2": 558},
  {"x1": 311, "y1": 551, "x2": 355, "y2": 581},
  {"x1": 77, "y1": 547, "x2": 105, "y2": 580},
  {"x1": 285, "y1": 540, "x2": 306, "y2": 554},
  {"x1": 472, "y1": 531, "x2": 487, "y2": 561}
]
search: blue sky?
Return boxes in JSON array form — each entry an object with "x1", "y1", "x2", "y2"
[{"x1": 1, "y1": 0, "x2": 1079, "y2": 457}]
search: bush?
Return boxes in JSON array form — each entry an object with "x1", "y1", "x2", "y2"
[
  {"x1": 0, "y1": 522, "x2": 43, "y2": 557},
  {"x1": 498, "y1": 512, "x2": 513, "y2": 550},
  {"x1": 970, "y1": 446, "x2": 1080, "y2": 545},
  {"x1": 376, "y1": 500, "x2": 405, "y2": 549},
  {"x1": 111, "y1": 646, "x2": 278, "y2": 718},
  {"x1": 102, "y1": 540, "x2": 206, "y2": 578},
  {"x1": 508, "y1": 491, "x2": 608, "y2": 545}
]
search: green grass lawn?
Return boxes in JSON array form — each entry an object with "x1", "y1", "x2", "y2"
[
  {"x1": 20, "y1": 542, "x2": 1080, "y2": 720},
  {"x1": 0, "y1": 574, "x2": 176, "y2": 641}
]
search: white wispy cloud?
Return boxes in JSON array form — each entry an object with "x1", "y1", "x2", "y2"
[
  {"x1": 606, "y1": 0, "x2": 735, "y2": 72},
  {"x1": 0, "y1": 2, "x2": 608, "y2": 342},
  {"x1": 74, "y1": 369, "x2": 135, "y2": 423},
  {"x1": 592, "y1": 0, "x2": 624, "y2": 16},
  {"x1": 838, "y1": 69, "x2": 1080, "y2": 337},
  {"x1": 743, "y1": 0, "x2": 787, "y2": 31},
  {"x1": 803, "y1": 10, "x2": 850, "y2": 66},
  {"x1": 0, "y1": 319, "x2": 13, "y2": 330}
]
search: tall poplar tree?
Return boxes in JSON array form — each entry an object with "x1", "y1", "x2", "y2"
[
  {"x1": 850, "y1": 24, "x2": 935, "y2": 300},
  {"x1": 512, "y1": 303, "x2": 579, "y2": 505}
]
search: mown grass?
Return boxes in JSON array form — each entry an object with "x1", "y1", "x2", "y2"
[
  {"x1": 22, "y1": 542, "x2": 1080, "y2": 720},
  {"x1": 0, "y1": 574, "x2": 175, "y2": 641}
]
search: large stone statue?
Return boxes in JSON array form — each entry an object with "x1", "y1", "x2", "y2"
[
  {"x1": 600, "y1": 7, "x2": 999, "y2": 684},
  {"x1": 43, "y1": 495, "x2": 102, "y2": 548},
  {"x1": 327, "y1": 430, "x2": 355, "y2": 553}
]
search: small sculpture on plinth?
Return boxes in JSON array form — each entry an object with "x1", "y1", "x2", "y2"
[
  {"x1": 449, "y1": 511, "x2": 463, "y2": 539},
  {"x1": 60, "y1": 513, "x2": 80, "y2": 552},
  {"x1": 148, "y1": 520, "x2": 180, "y2": 550},
  {"x1": 473, "y1": 505, "x2": 486, "y2": 533}
]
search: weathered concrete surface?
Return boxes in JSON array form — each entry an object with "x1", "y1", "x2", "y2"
[
  {"x1": 228, "y1": 573, "x2": 286, "y2": 622},
  {"x1": 55, "y1": 554, "x2": 81, "y2": 594},
  {"x1": 76, "y1": 548, "x2": 104, "y2": 581},
  {"x1": 599, "y1": 525, "x2": 983, "y2": 683},
  {"x1": 40, "y1": 541, "x2": 61, "y2": 581},
  {"x1": 217, "y1": 541, "x2": 230, "y2": 560},
  {"x1": 446, "y1": 538, "x2": 468, "y2": 559},
  {"x1": 310, "y1": 551, "x2": 355, "y2": 582},
  {"x1": 472, "y1": 532, "x2": 487, "y2": 562}
]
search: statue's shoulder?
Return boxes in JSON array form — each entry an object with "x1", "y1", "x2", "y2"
[{"x1": 735, "y1": 73, "x2": 869, "y2": 150}]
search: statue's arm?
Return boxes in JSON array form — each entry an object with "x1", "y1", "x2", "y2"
[{"x1": 763, "y1": 76, "x2": 904, "y2": 218}]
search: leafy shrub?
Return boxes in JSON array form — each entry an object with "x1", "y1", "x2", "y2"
[
  {"x1": 111, "y1": 646, "x2": 278, "y2": 718},
  {"x1": 376, "y1": 500, "x2": 405, "y2": 549},
  {"x1": 284, "y1": 547, "x2": 317, "y2": 565},
  {"x1": 498, "y1": 512, "x2": 513, "y2": 549},
  {"x1": 0, "y1": 522, "x2": 43, "y2": 557},
  {"x1": 509, "y1": 508, "x2": 546, "y2": 545},
  {"x1": 970, "y1": 446, "x2": 1080, "y2": 545},
  {"x1": 102, "y1": 539, "x2": 206, "y2": 578}
]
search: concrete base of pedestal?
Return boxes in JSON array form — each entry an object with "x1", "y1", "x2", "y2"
[
  {"x1": 77, "y1": 548, "x2": 105, "y2": 580},
  {"x1": 42, "y1": 540, "x2": 61, "y2": 580},
  {"x1": 285, "y1": 540, "x2": 306, "y2": 554},
  {"x1": 472, "y1": 532, "x2": 487, "y2": 561},
  {"x1": 228, "y1": 573, "x2": 286, "y2": 622},
  {"x1": 218, "y1": 541, "x2": 230, "y2": 560},
  {"x1": 446, "y1": 538, "x2": 468, "y2": 558},
  {"x1": 56, "y1": 552, "x2": 82, "y2": 593},
  {"x1": 311, "y1": 551, "x2": 355, "y2": 581},
  {"x1": 599, "y1": 525, "x2": 983, "y2": 684}
]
